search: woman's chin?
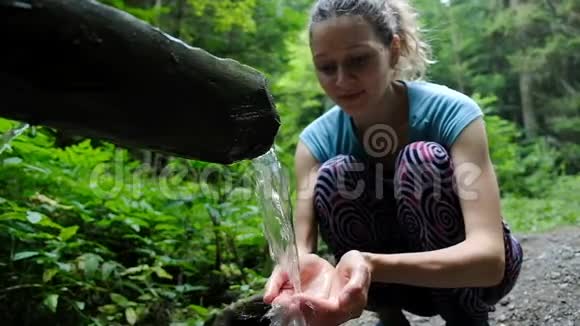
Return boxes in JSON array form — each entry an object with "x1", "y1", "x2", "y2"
[
  {"x1": 337, "y1": 95, "x2": 369, "y2": 112},
  {"x1": 339, "y1": 103, "x2": 367, "y2": 117}
]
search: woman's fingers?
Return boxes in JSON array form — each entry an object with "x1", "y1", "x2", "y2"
[
  {"x1": 295, "y1": 294, "x2": 339, "y2": 315},
  {"x1": 264, "y1": 267, "x2": 290, "y2": 304},
  {"x1": 339, "y1": 265, "x2": 370, "y2": 307},
  {"x1": 293, "y1": 294, "x2": 343, "y2": 326}
]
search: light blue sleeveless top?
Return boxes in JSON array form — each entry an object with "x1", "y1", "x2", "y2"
[{"x1": 299, "y1": 81, "x2": 484, "y2": 163}]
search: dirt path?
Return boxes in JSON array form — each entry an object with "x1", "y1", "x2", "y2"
[{"x1": 346, "y1": 226, "x2": 580, "y2": 326}]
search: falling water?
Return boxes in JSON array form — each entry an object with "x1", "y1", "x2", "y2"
[
  {"x1": 0, "y1": 122, "x2": 30, "y2": 155},
  {"x1": 252, "y1": 147, "x2": 306, "y2": 326}
]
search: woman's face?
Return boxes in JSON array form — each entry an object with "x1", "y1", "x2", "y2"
[{"x1": 310, "y1": 15, "x2": 396, "y2": 116}]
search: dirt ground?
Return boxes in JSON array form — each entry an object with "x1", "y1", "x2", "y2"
[{"x1": 345, "y1": 226, "x2": 580, "y2": 326}]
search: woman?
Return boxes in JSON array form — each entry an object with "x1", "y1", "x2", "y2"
[{"x1": 263, "y1": 0, "x2": 523, "y2": 325}]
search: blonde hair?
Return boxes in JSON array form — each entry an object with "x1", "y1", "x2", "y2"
[{"x1": 308, "y1": 0, "x2": 434, "y2": 81}]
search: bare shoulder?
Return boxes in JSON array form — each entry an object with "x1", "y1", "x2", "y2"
[
  {"x1": 450, "y1": 117, "x2": 490, "y2": 165},
  {"x1": 295, "y1": 140, "x2": 320, "y2": 175}
]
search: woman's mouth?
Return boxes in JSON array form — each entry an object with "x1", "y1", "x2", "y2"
[{"x1": 338, "y1": 90, "x2": 365, "y2": 101}]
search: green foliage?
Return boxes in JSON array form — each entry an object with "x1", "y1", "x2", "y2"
[
  {"x1": 474, "y1": 94, "x2": 564, "y2": 197},
  {"x1": 416, "y1": 0, "x2": 580, "y2": 172},
  {"x1": 187, "y1": 0, "x2": 258, "y2": 33},
  {"x1": 98, "y1": 0, "x2": 169, "y2": 23},
  {"x1": 272, "y1": 29, "x2": 328, "y2": 168},
  {"x1": 502, "y1": 175, "x2": 580, "y2": 233},
  {"x1": 0, "y1": 119, "x2": 270, "y2": 325}
]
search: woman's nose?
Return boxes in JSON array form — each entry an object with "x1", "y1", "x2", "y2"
[{"x1": 335, "y1": 66, "x2": 354, "y2": 88}]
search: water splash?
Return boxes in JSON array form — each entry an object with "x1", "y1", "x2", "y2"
[
  {"x1": 0, "y1": 122, "x2": 30, "y2": 155},
  {"x1": 252, "y1": 147, "x2": 306, "y2": 326}
]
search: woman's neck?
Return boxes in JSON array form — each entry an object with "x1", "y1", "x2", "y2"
[{"x1": 352, "y1": 80, "x2": 408, "y2": 133}]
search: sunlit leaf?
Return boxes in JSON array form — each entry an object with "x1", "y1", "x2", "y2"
[
  {"x1": 43, "y1": 294, "x2": 59, "y2": 313},
  {"x1": 75, "y1": 301, "x2": 85, "y2": 310},
  {"x1": 13, "y1": 251, "x2": 39, "y2": 261},
  {"x1": 137, "y1": 293, "x2": 153, "y2": 301},
  {"x1": 128, "y1": 274, "x2": 148, "y2": 282},
  {"x1": 110, "y1": 293, "x2": 130, "y2": 307},
  {"x1": 43, "y1": 268, "x2": 59, "y2": 282},
  {"x1": 57, "y1": 262, "x2": 72, "y2": 272},
  {"x1": 26, "y1": 211, "x2": 42, "y2": 224},
  {"x1": 3, "y1": 157, "x2": 22, "y2": 165},
  {"x1": 176, "y1": 284, "x2": 208, "y2": 293},
  {"x1": 59, "y1": 225, "x2": 79, "y2": 241},
  {"x1": 152, "y1": 266, "x2": 173, "y2": 280},
  {"x1": 77, "y1": 253, "x2": 102, "y2": 278},
  {"x1": 98, "y1": 304, "x2": 118, "y2": 315},
  {"x1": 125, "y1": 307, "x2": 137, "y2": 325},
  {"x1": 101, "y1": 261, "x2": 118, "y2": 280},
  {"x1": 121, "y1": 264, "x2": 149, "y2": 275},
  {"x1": 124, "y1": 218, "x2": 141, "y2": 232},
  {"x1": 188, "y1": 304, "x2": 209, "y2": 317}
]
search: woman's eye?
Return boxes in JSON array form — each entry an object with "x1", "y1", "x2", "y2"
[
  {"x1": 349, "y1": 55, "x2": 369, "y2": 68},
  {"x1": 317, "y1": 64, "x2": 336, "y2": 75}
]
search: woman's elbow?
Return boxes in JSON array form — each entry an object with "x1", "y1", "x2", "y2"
[
  {"x1": 466, "y1": 238, "x2": 505, "y2": 287},
  {"x1": 481, "y1": 249, "x2": 506, "y2": 287}
]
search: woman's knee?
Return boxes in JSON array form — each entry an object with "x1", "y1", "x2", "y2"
[
  {"x1": 395, "y1": 141, "x2": 455, "y2": 200},
  {"x1": 314, "y1": 155, "x2": 381, "y2": 257},
  {"x1": 394, "y1": 142, "x2": 464, "y2": 249},
  {"x1": 316, "y1": 155, "x2": 368, "y2": 201}
]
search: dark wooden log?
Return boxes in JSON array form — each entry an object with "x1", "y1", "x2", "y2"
[{"x1": 0, "y1": 0, "x2": 280, "y2": 164}]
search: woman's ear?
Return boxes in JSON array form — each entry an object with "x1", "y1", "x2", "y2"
[{"x1": 389, "y1": 34, "x2": 401, "y2": 68}]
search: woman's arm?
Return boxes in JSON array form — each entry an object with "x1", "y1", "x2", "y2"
[
  {"x1": 294, "y1": 140, "x2": 322, "y2": 256},
  {"x1": 363, "y1": 117, "x2": 506, "y2": 288}
]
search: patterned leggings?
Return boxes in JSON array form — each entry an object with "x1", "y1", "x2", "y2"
[{"x1": 313, "y1": 141, "x2": 523, "y2": 322}]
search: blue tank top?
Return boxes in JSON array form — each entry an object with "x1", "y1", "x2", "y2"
[{"x1": 299, "y1": 81, "x2": 484, "y2": 163}]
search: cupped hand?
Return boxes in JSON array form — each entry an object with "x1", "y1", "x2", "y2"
[
  {"x1": 292, "y1": 250, "x2": 372, "y2": 326},
  {"x1": 263, "y1": 253, "x2": 335, "y2": 308}
]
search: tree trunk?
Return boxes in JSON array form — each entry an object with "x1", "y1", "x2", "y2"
[
  {"x1": 153, "y1": 0, "x2": 162, "y2": 26},
  {"x1": 509, "y1": 0, "x2": 539, "y2": 137},
  {"x1": 446, "y1": 7, "x2": 466, "y2": 93},
  {"x1": 519, "y1": 71, "x2": 539, "y2": 137},
  {"x1": 174, "y1": 0, "x2": 185, "y2": 37},
  {"x1": 0, "y1": 0, "x2": 279, "y2": 164}
]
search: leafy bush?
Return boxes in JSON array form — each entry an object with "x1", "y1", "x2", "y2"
[
  {"x1": 476, "y1": 94, "x2": 566, "y2": 197},
  {"x1": 501, "y1": 175, "x2": 580, "y2": 233},
  {"x1": 0, "y1": 119, "x2": 271, "y2": 325}
]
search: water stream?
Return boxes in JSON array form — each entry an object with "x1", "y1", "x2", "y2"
[
  {"x1": 0, "y1": 122, "x2": 30, "y2": 155},
  {"x1": 252, "y1": 147, "x2": 306, "y2": 326}
]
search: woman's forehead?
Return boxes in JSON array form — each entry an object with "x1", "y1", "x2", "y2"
[{"x1": 311, "y1": 16, "x2": 381, "y2": 58}]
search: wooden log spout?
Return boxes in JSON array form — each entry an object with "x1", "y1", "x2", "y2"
[{"x1": 0, "y1": 0, "x2": 280, "y2": 164}]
